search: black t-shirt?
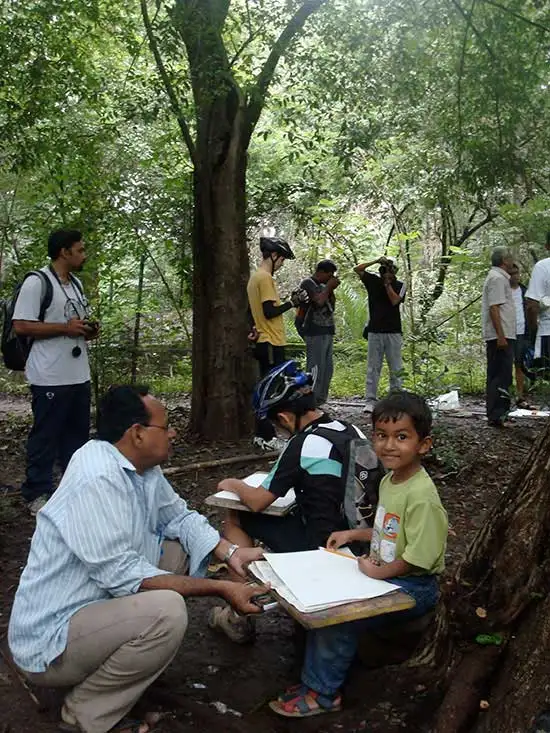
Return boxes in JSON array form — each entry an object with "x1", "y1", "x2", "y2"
[
  {"x1": 361, "y1": 271, "x2": 406, "y2": 334},
  {"x1": 263, "y1": 414, "x2": 363, "y2": 548}
]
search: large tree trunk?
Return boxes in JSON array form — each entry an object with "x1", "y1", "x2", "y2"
[
  {"x1": 142, "y1": 0, "x2": 327, "y2": 439},
  {"x1": 189, "y1": 106, "x2": 253, "y2": 439},
  {"x1": 430, "y1": 422, "x2": 550, "y2": 733}
]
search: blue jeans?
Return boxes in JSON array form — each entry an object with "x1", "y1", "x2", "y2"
[
  {"x1": 21, "y1": 382, "x2": 91, "y2": 502},
  {"x1": 301, "y1": 574, "x2": 439, "y2": 696}
]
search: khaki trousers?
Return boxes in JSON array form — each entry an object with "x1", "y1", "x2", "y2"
[{"x1": 26, "y1": 541, "x2": 189, "y2": 733}]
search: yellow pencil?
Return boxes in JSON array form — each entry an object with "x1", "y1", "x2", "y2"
[{"x1": 322, "y1": 547, "x2": 356, "y2": 561}]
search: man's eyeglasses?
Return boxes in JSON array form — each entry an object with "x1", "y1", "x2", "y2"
[{"x1": 142, "y1": 424, "x2": 171, "y2": 432}]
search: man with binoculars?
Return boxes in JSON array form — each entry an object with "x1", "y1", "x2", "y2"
[
  {"x1": 354, "y1": 256, "x2": 407, "y2": 413},
  {"x1": 12, "y1": 228, "x2": 99, "y2": 515}
]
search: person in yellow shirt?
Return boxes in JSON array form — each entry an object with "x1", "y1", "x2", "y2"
[
  {"x1": 247, "y1": 237, "x2": 303, "y2": 449},
  {"x1": 270, "y1": 391, "x2": 448, "y2": 718}
]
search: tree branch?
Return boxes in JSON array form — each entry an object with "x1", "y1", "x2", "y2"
[
  {"x1": 480, "y1": 0, "x2": 550, "y2": 33},
  {"x1": 245, "y1": 0, "x2": 327, "y2": 139},
  {"x1": 140, "y1": 0, "x2": 197, "y2": 167},
  {"x1": 421, "y1": 208, "x2": 496, "y2": 319}
]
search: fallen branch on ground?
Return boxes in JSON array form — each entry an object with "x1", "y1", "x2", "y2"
[{"x1": 163, "y1": 451, "x2": 278, "y2": 475}]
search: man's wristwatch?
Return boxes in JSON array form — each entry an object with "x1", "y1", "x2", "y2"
[{"x1": 222, "y1": 543, "x2": 239, "y2": 564}]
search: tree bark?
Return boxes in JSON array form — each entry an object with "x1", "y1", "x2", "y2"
[
  {"x1": 189, "y1": 119, "x2": 254, "y2": 438},
  {"x1": 431, "y1": 421, "x2": 550, "y2": 733}
]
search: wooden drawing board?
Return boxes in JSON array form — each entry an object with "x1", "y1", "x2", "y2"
[
  {"x1": 204, "y1": 494, "x2": 295, "y2": 517},
  {"x1": 270, "y1": 586, "x2": 414, "y2": 629}
]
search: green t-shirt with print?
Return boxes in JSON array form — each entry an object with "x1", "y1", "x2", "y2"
[{"x1": 370, "y1": 467, "x2": 447, "y2": 575}]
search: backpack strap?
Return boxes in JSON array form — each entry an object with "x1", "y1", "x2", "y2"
[{"x1": 18, "y1": 271, "x2": 53, "y2": 322}]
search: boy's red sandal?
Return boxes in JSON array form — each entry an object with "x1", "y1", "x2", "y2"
[{"x1": 269, "y1": 686, "x2": 342, "y2": 717}]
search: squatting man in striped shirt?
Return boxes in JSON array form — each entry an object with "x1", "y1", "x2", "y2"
[{"x1": 8, "y1": 385, "x2": 266, "y2": 733}]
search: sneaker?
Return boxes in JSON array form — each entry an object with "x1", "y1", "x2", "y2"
[
  {"x1": 28, "y1": 494, "x2": 50, "y2": 516},
  {"x1": 253, "y1": 436, "x2": 286, "y2": 452},
  {"x1": 208, "y1": 605, "x2": 256, "y2": 644},
  {"x1": 363, "y1": 402, "x2": 375, "y2": 413}
]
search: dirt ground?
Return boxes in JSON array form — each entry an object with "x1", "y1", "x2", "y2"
[{"x1": 0, "y1": 394, "x2": 540, "y2": 733}]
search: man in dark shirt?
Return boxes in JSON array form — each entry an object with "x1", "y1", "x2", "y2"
[
  {"x1": 208, "y1": 361, "x2": 383, "y2": 643},
  {"x1": 354, "y1": 256, "x2": 406, "y2": 412},
  {"x1": 296, "y1": 259, "x2": 340, "y2": 406}
]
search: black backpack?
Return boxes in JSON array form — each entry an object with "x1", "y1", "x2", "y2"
[
  {"x1": 1, "y1": 270, "x2": 53, "y2": 371},
  {"x1": 313, "y1": 422, "x2": 385, "y2": 529}
]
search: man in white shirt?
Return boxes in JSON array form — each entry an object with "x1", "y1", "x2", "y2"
[
  {"x1": 526, "y1": 232, "x2": 550, "y2": 377},
  {"x1": 8, "y1": 385, "x2": 265, "y2": 733},
  {"x1": 12, "y1": 229, "x2": 99, "y2": 515},
  {"x1": 481, "y1": 247, "x2": 516, "y2": 426}
]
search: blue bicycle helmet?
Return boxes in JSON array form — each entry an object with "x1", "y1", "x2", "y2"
[{"x1": 253, "y1": 360, "x2": 317, "y2": 420}]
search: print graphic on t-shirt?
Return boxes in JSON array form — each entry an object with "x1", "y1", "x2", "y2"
[{"x1": 371, "y1": 504, "x2": 401, "y2": 564}]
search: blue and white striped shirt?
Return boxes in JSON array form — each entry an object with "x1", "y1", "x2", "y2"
[{"x1": 8, "y1": 440, "x2": 220, "y2": 673}]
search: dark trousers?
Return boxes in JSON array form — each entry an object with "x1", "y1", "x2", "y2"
[
  {"x1": 486, "y1": 340, "x2": 514, "y2": 423},
  {"x1": 253, "y1": 342, "x2": 286, "y2": 440},
  {"x1": 22, "y1": 382, "x2": 91, "y2": 502}
]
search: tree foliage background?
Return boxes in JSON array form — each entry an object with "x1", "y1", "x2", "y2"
[{"x1": 1, "y1": 0, "x2": 550, "y2": 425}]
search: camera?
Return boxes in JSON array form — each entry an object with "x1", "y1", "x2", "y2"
[
  {"x1": 83, "y1": 319, "x2": 100, "y2": 337},
  {"x1": 378, "y1": 259, "x2": 398, "y2": 276}
]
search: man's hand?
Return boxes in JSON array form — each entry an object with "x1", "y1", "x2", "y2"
[
  {"x1": 497, "y1": 335, "x2": 508, "y2": 349},
  {"x1": 290, "y1": 287, "x2": 309, "y2": 307},
  {"x1": 247, "y1": 326, "x2": 259, "y2": 342},
  {"x1": 227, "y1": 546, "x2": 264, "y2": 578},
  {"x1": 65, "y1": 319, "x2": 90, "y2": 338},
  {"x1": 84, "y1": 321, "x2": 100, "y2": 341},
  {"x1": 383, "y1": 272, "x2": 394, "y2": 286},
  {"x1": 326, "y1": 529, "x2": 356, "y2": 550},
  {"x1": 358, "y1": 555, "x2": 386, "y2": 579},
  {"x1": 222, "y1": 581, "x2": 269, "y2": 615}
]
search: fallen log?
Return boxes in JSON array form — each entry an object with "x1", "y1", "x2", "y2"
[{"x1": 163, "y1": 451, "x2": 278, "y2": 476}]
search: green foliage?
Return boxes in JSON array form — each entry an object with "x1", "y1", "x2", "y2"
[{"x1": 1, "y1": 0, "x2": 550, "y2": 409}]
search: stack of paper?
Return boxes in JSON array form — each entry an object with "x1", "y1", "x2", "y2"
[
  {"x1": 250, "y1": 549, "x2": 399, "y2": 613},
  {"x1": 214, "y1": 472, "x2": 296, "y2": 509}
]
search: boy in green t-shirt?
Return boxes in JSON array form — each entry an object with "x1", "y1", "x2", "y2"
[{"x1": 270, "y1": 391, "x2": 448, "y2": 718}]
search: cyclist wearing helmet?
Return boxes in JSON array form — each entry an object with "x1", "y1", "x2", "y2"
[
  {"x1": 247, "y1": 237, "x2": 302, "y2": 449},
  {"x1": 208, "y1": 361, "x2": 384, "y2": 643}
]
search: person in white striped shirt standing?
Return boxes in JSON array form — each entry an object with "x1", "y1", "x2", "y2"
[{"x1": 8, "y1": 385, "x2": 266, "y2": 733}]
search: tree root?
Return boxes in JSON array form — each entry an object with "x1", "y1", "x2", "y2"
[{"x1": 432, "y1": 646, "x2": 502, "y2": 733}]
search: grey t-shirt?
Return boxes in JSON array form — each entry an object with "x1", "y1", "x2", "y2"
[
  {"x1": 481, "y1": 266, "x2": 516, "y2": 341},
  {"x1": 13, "y1": 267, "x2": 91, "y2": 386}
]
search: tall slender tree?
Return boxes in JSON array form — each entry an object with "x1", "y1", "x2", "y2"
[{"x1": 140, "y1": 0, "x2": 326, "y2": 439}]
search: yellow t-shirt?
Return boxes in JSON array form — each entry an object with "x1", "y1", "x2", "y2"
[
  {"x1": 370, "y1": 467, "x2": 448, "y2": 575},
  {"x1": 247, "y1": 268, "x2": 286, "y2": 346}
]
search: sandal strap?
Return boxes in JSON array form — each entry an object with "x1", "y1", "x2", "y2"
[
  {"x1": 280, "y1": 688, "x2": 340, "y2": 715},
  {"x1": 278, "y1": 683, "x2": 309, "y2": 702}
]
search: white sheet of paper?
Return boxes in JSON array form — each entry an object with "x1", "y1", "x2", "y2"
[
  {"x1": 263, "y1": 549, "x2": 399, "y2": 608},
  {"x1": 243, "y1": 472, "x2": 269, "y2": 488},
  {"x1": 213, "y1": 472, "x2": 296, "y2": 509},
  {"x1": 249, "y1": 560, "x2": 358, "y2": 613}
]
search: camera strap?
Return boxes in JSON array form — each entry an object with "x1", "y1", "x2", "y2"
[{"x1": 48, "y1": 266, "x2": 88, "y2": 315}]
